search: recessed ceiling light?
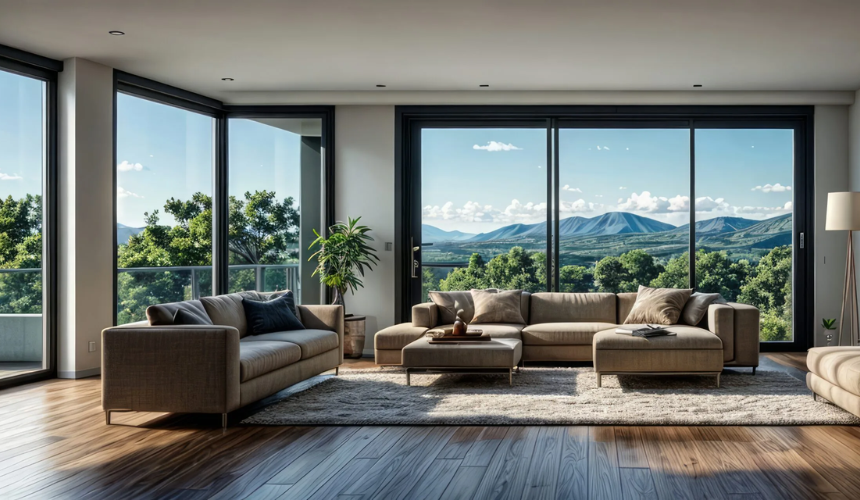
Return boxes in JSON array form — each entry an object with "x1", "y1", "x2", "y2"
[
  {"x1": 693, "y1": 84, "x2": 703, "y2": 88},
  {"x1": 221, "y1": 78, "x2": 234, "y2": 81},
  {"x1": 108, "y1": 30, "x2": 125, "y2": 36},
  {"x1": 376, "y1": 84, "x2": 386, "y2": 88},
  {"x1": 479, "y1": 84, "x2": 489, "y2": 87}
]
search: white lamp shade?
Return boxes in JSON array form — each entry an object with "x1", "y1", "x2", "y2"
[{"x1": 826, "y1": 192, "x2": 860, "y2": 231}]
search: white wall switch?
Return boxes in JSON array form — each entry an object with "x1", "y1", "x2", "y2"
[{"x1": 88, "y1": 341, "x2": 96, "y2": 352}]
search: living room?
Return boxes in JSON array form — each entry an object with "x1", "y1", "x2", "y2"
[{"x1": 2, "y1": 0, "x2": 860, "y2": 498}]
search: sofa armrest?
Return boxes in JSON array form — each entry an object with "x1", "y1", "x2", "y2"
[
  {"x1": 411, "y1": 302, "x2": 439, "y2": 328},
  {"x1": 707, "y1": 304, "x2": 734, "y2": 362},
  {"x1": 297, "y1": 304, "x2": 345, "y2": 362},
  {"x1": 101, "y1": 325, "x2": 241, "y2": 414},
  {"x1": 726, "y1": 302, "x2": 760, "y2": 367}
]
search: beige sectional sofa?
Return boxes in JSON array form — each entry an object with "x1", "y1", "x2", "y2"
[
  {"x1": 807, "y1": 346, "x2": 860, "y2": 418},
  {"x1": 375, "y1": 291, "x2": 760, "y2": 370},
  {"x1": 102, "y1": 291, "x2": 343, "y2": 427}
]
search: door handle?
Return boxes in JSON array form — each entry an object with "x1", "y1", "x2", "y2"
[{"x1": 411, "y1": 237, "x2": 420, "y2": 278}]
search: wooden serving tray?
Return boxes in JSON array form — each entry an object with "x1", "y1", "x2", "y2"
[{"x1": 429, "y1": 335, "x2": 491, "y2": 342}]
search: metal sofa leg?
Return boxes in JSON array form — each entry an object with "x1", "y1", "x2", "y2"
[
  {"x1": 336, "y1": 366, "x2": 339, "y2": 376},
  {"x1": 597, "y1": 373, "x2": 602, "y2": 388},
  {"x1": 105, "y1": 410, "x2": 111, "y2": 425},
  {"x1": 222, "y1": 413, "x2": 228, "y2": 428},
  {"x1": 716, "y1": 373, "x2": 721, "y2": 388},
  {"x1": 752, "y1": 367, "x2": 756, "y2": 375}
]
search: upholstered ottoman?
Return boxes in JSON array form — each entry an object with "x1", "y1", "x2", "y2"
[
  {"x1": 807, "y1": 346, "x2": 860, "y2": 418},
  {"x1": 401, "y1": 337, "x2": 522, "y2": 386},
  {"x1": 592, "y1": 327, "x2": 724, "y2": 387}
]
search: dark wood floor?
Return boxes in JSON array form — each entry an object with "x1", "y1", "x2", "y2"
[{"x1": 1, "y1": 354, "x2": 859, "y2": 499}]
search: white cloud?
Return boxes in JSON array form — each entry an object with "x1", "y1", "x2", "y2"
[
  {"x1": 617, "y1": 191, "x2": 689, "y2": 214},
  {"x1": 594, "y1": 194, "x2": 603, "y2": 198},
  {"x1": 472, "y1": 141, "x2": 522, "y2": 152},
  {"x1": 118, "y1": 160, "x2": 144, "y2": 172},
  {"x1": 602, "y1": 146, "x2": 610, "y2": 150},
  {"x1": 562, "y1": 185, "x2": 582, "y2": 193},
  {"x1": 561, "y1": 199, "x2": 602, "y2": 213},
  {"x1": 751, "y1": 183, "x2": 791, "y2": 193},
  {"x1": 619, "y1": 186, "x2": 627, "y2": 190},
  {"x1": 695, "y1": 196, "x2": 731, "y2": 212},
  {"x1": 423, "y1": 201, "x2": 497, "y2": 223},
  {"x1": 117, "y1": 186, "x2": 143, "y2": 199},
  {"x1": 0, "y1": 172, "x2": 23, "y2": 181}
]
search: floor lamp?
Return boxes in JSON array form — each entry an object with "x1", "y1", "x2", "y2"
[{"x1": 825, "y1": 192, "x2": 860, "y2": 346}]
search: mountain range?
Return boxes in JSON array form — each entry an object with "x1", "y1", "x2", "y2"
[
  {"x1": 424, "y1": 212, "x2": 788, "y2": 243},
  {"x1": 117, "y1": 223, "x2": 145, "y2": 245}
]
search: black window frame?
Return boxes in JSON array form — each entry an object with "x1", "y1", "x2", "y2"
[
  {"x1": 113, "y1": 71, "x2": 335, "y2": 324},
  {"x1": 0, "y1": 44, "x2": 61, "y2": 389},
  {"x1": 395, "y1": 105, "x2": 814, "y2": 352}
]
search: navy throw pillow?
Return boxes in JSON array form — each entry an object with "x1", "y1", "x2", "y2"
[
  {"x1": 242, "y1": 295, "x2": 305, "y2": 335},
  {"x1": 173, "y1": 307, "x2": 212, "y2": 325}
]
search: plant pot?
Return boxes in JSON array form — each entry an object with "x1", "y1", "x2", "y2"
[
  {"x1": 331, "y1": 288, "x2": 345, "y2": 308},
  {"x1": 343, "y1": 315, "x2": 366, "y2": 358}
]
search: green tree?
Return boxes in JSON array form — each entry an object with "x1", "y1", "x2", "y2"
[
  {"x1": 651, "y1": 252, "x2": 689, "y2": 289},
  {"x1": 695, "y1": 249, "x2": 751, "y2": 301},
  {"x1": 559, "y1": 265, "x2": 593, "y2": 292},
  {"x1": 439, "y1": 253, "x2": 487, "y2": 292},
  {"x1": 618, "y1": 249, "x2": 664, "y2": 292},
  {"x1": 593, "y1": 256, "x2": 626, "y2": 292},
  {"x1": 739, "y1": 245, "x2": 792, "y2": 341},
  {"x1": 0, "y1": 194, "x2": 43, "y2": 313},
  {"x1": 116, "y1": 191, "x2": 300, "y2": 323}
]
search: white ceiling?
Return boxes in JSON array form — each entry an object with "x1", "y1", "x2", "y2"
[{"x1": 1, "y1": 0, "x2": 859, "y2": 102}]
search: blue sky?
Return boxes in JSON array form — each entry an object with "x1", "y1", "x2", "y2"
[
  {"x1": 423, "y1": 127, "x2": 794, "y2": 233},
  {"x1": 116, "y1": 93, "x2": 303, "y2": 227},
  {"x1": 0, "y1": 70, "x2": 44, "y2": 201}
]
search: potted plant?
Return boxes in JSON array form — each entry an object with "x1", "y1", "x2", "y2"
[
  {"x1": 309, "y1": 217, "x2": 379, "y2": 310},
  {"x1": 822, "y1": 318, "x2": 837, "y2": 346}
]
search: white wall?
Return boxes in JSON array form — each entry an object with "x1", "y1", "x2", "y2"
[
  {"x1": 58, "y1": 58, "x2": 115, "y2": 378},
  {"x1": 334, "y1": 106, "x2": 396, "y2": 355},
  {"x1": 815, "y1": 106, "x2": 850, "y2": 346}
]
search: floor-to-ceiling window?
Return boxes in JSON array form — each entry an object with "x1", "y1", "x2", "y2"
[
  {"x1": 0, "y1": 60, "x2": 56, "y2": 383},
  {"x1": 695, "y1": 128, "x2": 795, "y2": 342},
  {"x1": 227, "y1": 117, "x2": 324, "y2": 303},
  {"x1": 401, "y1": 108, "x2": 811, "y2": 350},
  {"x1": 115, "y1": 93, "x2": 215, "y2": 324},
  {"x1": 420, "y1": 127, "x2": 548, "y2": 301}
]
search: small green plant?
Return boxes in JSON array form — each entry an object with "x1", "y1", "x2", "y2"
[
  {"x1": 821, "y1": 318, "x2": 837, "y2": 330},
  {"x1": 309, "y1": 217, "x2": 379, "y2": 307}
]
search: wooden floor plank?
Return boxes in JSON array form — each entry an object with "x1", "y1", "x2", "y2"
[
  {"x1": 265, "y1": 426, "x2": 361, "y2": 485},
  {"x1": 402, "y1": 458, "x2": 462, "y2": 500},
  {"x1": 620, "y1": 467, "x2": 658, "y2": 500},
  {"x1": 461, "y1": 426, "x2": 508, "y2": 467},
  {"x1": 472, "y1": 426, "x2": 540, "y2": 500},
  {"x1": 522, "y1": 426, "x2": 565, "y2": 499},
  {"x1": 555, "y1": 426, "x2": 588, "y2": 500},
  {"x1": 588, "y1": 426, "x2": 623, "y2": 500},
  {"x1": 615, "y1": 427, "x2": 649, "y2": 468},
  {"x1": 440, "y1": 466, "x2": 488, "y2": 500},
  {"x1": 437, "y1": 426, "x2": 484, "y2": 460}
]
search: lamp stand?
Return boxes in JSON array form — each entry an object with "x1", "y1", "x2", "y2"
[{"x1": 838, "y1": 231, "x2": 860, "y2": 346}]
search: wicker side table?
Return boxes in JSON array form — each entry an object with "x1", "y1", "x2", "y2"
[{"x1": 343, "y1": 315, "x2": 367, "y2": 358}]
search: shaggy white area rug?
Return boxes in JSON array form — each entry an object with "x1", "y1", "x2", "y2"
[{"x1": 242, "y1": 367, "x2": 860, "y2": 426}]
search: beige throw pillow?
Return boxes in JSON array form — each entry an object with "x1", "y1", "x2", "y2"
[
  {"x1": 470, "y1": 289, "x2": 525, "y2": 324},
  {"x1": 429, "y1": 291, "x2": 475, "y2": 324},
  {"x1": 624, "y1": 285, "x2": 692, "y2": 325},
  {"x1": 680, "y1": 292, "x2": 723, "y2": 326}
]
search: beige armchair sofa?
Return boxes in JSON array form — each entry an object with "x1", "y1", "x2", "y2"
[
  {"x1": 375, "y1": 292, "x2": 759, "y2": 370},
  {"x1": 102, "y1": 291, "x2": 343, "y2": 427},
  {"x1": 807, "y1": 346, "x2": 860, "y2": 418}
]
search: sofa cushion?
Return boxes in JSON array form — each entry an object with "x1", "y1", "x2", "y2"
[
  {"x1": 146, "y1": 300, "x2": 211, "y2": 326},
  {"x1": 375, "y1": 324, "x2": 429, "y2": 350},
  {"x1": 624, "y1": 286, "x2": 692, "y2": 325},
  {"x1": 242, "y1": 329, "x2": 338, "y2": 359},
  {"x1": 429, "y1": 291, "x2": 475, "y2": 324},
  {"x1": 617, "y1": 293, "x2": 638, "y2": 323},
  {"x1": 530, "y1": 293, "x2": 616, "y2": 324},
  {"x1": 239, "y1": 341, "x2": 302, "y2": 382},
  {"x1": 471, "y1": 289, "x2": 526, "y2": 324},
  {"x1": 594, "y1": 325, "x2": 722, "y2": 350},
  {"x1": 431, "y1": 323, "x2": 525, "y2": 339},
  {"x1": 681, "y1": 292, "x2": 722, "y2": 326},
  {"x1": 242, "y1": 295, "x2": 304, "y2": 335},
  {"x1": 240, "y1": 290, "x2": 298, "y2": 317},
  {"x1": 173, "y1": 308, "x2": 212, "y2": 325},
  {"x1": 807, "y1": 347, "x2": 860, "y2": 397},
  {"x1": 522, "y1": 322, "x2": 617, "y2": 345},
  {"x1": 201, "y1": 293, "x2": 249, "y2": 337}
]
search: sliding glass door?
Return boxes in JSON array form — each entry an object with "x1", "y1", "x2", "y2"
[
  {"x1": 0, "y1": 66, "x2": 54, "y2": 382},
  {"x1": 400, "y1": 108, "x2": 811, "y2": 350}
]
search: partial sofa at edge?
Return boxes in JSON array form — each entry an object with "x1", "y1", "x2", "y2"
[
  {"x1": 102, "y1": 291, "x2": 344, "y2": 427},
  {"x1": 375, "y1": 292, "x2": 759, "y2": 370}
]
